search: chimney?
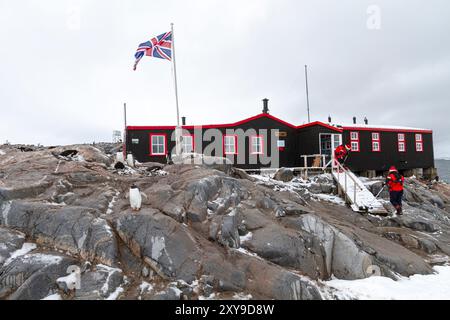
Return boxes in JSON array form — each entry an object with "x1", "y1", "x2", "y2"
[
  {"x1": 353, "y1": 116, "x2": 357, "y2": 124},
  {"x1": 328, "y1": 115, "x2": 332, "y2": 123},
  {"x1": 364, "y1": 117, "x2": 368, "y2": 125},
  {"x1": 262, "y1": 98, "x2": 269, "y2": 114},
  {"x1": 182, "y1": 117, "x2": 186, "y2": 126}
]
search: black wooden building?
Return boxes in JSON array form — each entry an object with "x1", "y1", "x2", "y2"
[{"x1": 125, "y1": 99, "x2": 435, "y2": 176}]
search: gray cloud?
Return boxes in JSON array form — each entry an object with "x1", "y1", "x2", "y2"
[{"x1": 1, "y1": 0, "x2": 449, "y2": 156}]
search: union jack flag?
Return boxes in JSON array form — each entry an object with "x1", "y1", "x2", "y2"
[{"x1": 133, "y1": 31, "x2": 172, "y2": 71}]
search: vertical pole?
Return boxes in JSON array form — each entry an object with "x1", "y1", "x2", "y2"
[
  {"x1": 305, "y1": 65, "x2": 311, "y2": 123},
  {"x1": 171, "y1": 23, "x2": 180, "y2": 127},
  {"x1": 123, "y1": 103, "x2": 127, "y2": 159},
  {"x1": 124, "y1": 103, "x2": 127, "y2": 128},
  {"x1": 171, "y1": 23, "x2": 181, "y2": 156}
]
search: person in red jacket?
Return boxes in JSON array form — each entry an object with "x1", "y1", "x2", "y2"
[
  {"x1": 334, "y1": 144, "x2": 351, "y2": 165},
  {"x1": 385, "y1": 166, "x2": 405, "y2": 215}
]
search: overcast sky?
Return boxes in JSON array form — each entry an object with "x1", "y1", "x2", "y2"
[{"x1": 1, "y1": 0, "x2": 449, "y2": 157}]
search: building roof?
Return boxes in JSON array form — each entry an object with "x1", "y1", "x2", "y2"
[
  {"x1": 127, "y1": 113, "x2": 343, "y2": 132},
  {"x1": 339, "y1": 123, "x2": 433, "y2": 133}
]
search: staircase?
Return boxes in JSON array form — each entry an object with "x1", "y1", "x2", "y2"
[{"x1": 331, "y1": 161, "x2": 387, "y2": 215}]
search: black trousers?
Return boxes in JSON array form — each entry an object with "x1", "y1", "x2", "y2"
[{"x1": 390, "y1": 190, "x2": 403, "y2": 207}]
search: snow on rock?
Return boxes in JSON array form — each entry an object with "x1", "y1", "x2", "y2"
[
  {"x1": 232, "y1": 292, "x2": 253, "y2": 300},
  {"x1": 106, "y1": 190, "x2": 120, "y2": 215},
  {"x1": 97, "y1": 264, "x2": 123, "y2": 295},
  {"x1": 0, "y1": 150, "x2": 6, "y2": 155},
  {"x1": 312, "y1": 194, "x2": 346, "y2": 206},
  {"x1": 139, "y1": 281, "x2": 154, "y2": 294},
  {"x1": 41, "y1": 293, "x2": 63, "y2": 300},
  {"x1": 4, "y1": 243, "x2": 37, "y2": 266},
  {"x1": 106, "y1": 287, "x2": 124, "y2": 300},
  {"x1": 324, "y1": 265, "x2": 450, "y2": 300},
  {"x1": 57, "y1": 272, "x2": 79, "y2": 291},
  {"x1": 239, "y1": 232, "x2": 253, "y2": 244}
]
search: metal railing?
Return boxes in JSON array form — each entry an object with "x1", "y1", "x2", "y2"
[{"x1": 332, "y1": 159, "x2": 364, "y2": 205}]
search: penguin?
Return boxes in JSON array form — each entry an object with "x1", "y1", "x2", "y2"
[
  {"x1": 126, "y1": 153, "x2": 135, "y2": 167},
  {"x1": 129, "y1": 184, "x2": 142, "y2": 211}
]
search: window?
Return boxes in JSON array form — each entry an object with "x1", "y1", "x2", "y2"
[
  {"x1": 150, "y1": 134, "x2": 166, "y2": 155},
  {"x1": 224, "y1": 135, "x2": 237, "y2": 155},
  {"x1": 277, "y1": 140, "x2": 285, "y2": 148},
  {"x1": 132, "y1": 139, "x2": 139, "y2": 144},
  {"x1": 416, "y1": 142, "x2": 423, "y2": 152},
  {"x1": 398, "y1": 133, "x2": 406, "y2": 152},
  {"x1": 372, "y1": 141, "x2": 381, "y2": 152},
  {"x1": 350, "y1": 131, "x2": 360, "y2": 152},
  {"x1": 251, "y1": 136, "x2": 263, "y2": 155},
  {"x1": 415, "y1": 133, "x2": 423, "y2": 152},
  {"x1": 372, "y1": 132, "x2": 381, "y2": 152},
  {"x1": 181, "y1": 135, "x2": 194, "y2": 153},
  {"x1": 351, "y1": 141, "x2": 360, "y2": 152}
]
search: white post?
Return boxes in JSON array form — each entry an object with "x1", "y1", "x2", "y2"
[{"x1": 171, "y1": 22, "x2": 182, "y2": 156}]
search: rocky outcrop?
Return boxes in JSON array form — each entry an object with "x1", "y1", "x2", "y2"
[{"x1": 0, "y1": 144, "x2": 449, "y2": 300}]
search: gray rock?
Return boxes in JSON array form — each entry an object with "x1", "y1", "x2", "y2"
[
  {"x1": 0, "y1": 253, "x2": 76, "y2": 300},
  {"x1": 74, "y1": 264, "x2": 124, "y2": 300},
  {"x1": 209, "y1": 211, "x2": 241, "y2": 248},
  {"x1": 273, "y1": 168, "x2": 294, "y2": 182},
  {"x1": 242, "y1": 224, "x2": 328, "y2": 279},
  {"x1": 0, "y1": 201, "x2": 118, "y2": 266},
  {"x1": 0, "y1": 227, "x2": 26, "y2": 266},
  {"x1": 114, "y1": 209, "x2": 202, "y2": 282}
]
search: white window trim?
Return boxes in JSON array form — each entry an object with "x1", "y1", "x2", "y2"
[
  {"x1": 181, "y1": 135, "x2": 194, "y2": 153},
  {"x1": 350, "y1": 132, "x2": 359, "y2": 141},
  {"x1": 224, "y1": 135, "x2": 237, "y2": 155},
  {"x1": 251, "y1": 136, "x2": 263, "y2": 155},
  {"x1": 415, "y1": 134, "x2": 423, "y2": 142},
  {"x1": 150, "y1": 134, "x2": 166, "y2": 156}
]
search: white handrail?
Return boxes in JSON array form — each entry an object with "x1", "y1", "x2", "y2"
[{"x1": 332, "y1": 159, "x2": 363, "y2": 204}]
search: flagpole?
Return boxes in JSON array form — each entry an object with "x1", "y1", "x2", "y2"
[
  {"x1": 171, "y1": 23, "x2": 180, "y2": 126},
  {"x1": 171, "y1": 23, "x2": 182, "y2": 156}
]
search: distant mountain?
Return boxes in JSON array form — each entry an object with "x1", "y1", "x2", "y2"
[{"x1": 436, "y1": 157, "x2": 450, "y2": 161}]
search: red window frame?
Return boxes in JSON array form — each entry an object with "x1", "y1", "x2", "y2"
[
  {"x1": 223, "y1": 135, "x2": 238, "y2": 155},
  {"x1": 415, "y1": 133, "x2": 423, "y2": 152},
  {"x1": 398, "y1": 133, "x2": 406, "y2": 152},
  {"x1": 371, "y1": 132, "x2": 381, "y2": 152},
  {"x1": 149, "y1": 133, "x2": 167, "y2": 156},
  {"x1": 250, "y1": 135, "x2": 264, "y2": 155},
  {"x1": 181, "y1": 134, "x2": 195, "y2": 153},
  {"x1": 350, "y1": 131, "x2": 360, "y2": 152}
]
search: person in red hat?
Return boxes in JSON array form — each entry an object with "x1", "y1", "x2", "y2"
[
  {"x1": 334, "y1": 144, "x2": 351, "y2": 166},
  {"x1": 385, "y1": 166, "x2": 405, "y2": 215}
]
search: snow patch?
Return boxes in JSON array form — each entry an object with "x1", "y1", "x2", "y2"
[
  {"x1": 239, "y1": 232, "x2": 253, "y2": 244},
  {"x1": 324, "y1": 265, "x2": 450, "y2": 300},
  {"x1": 106, "y1": 287, "x2": 124, "y2": 300},
  {"x1": 4, "y1": 243, "x2": 37, "y2": 266},
  {"x1": 151, "y1": 236, "x2": 172, "y2": 264},
  {"x1": 41, "y1": 293, "x2": 62, "y2": 300},
  {"x1": 57, "y1": 272, "x2": 79, "y2": 290},
  {"x1": 139, "y1": 281, "x2": 154, "y2": 294},
  {"x1": 106, "y1": 190, "x2": 120, "y2": 214},
  {"x1": 313, "y1": 194, "x2": 346, "y2": 206},
  {"x1": 0, "y1": 150, "x2": 5, "y2": 155},
  {"x1": 232, "y1": 292, "x2": 253, "y2": 300},
  {"x1": 1, "y1": 201, "x2": 12, "y2": 226}
]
